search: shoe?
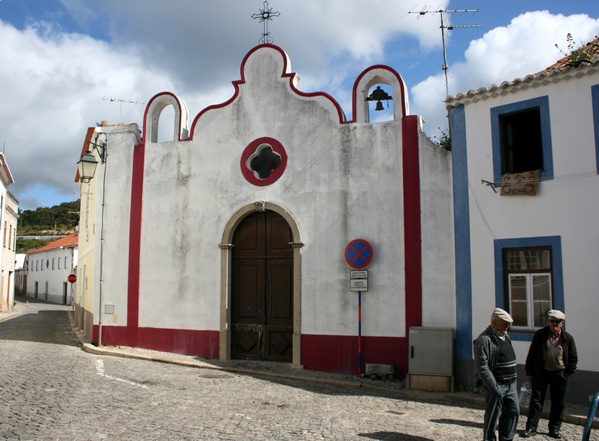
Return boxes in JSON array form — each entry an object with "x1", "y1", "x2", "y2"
[
  {"x1": 520, "y1": 428, "x2": 537, "y2": 437},
  {"x1": 548, "y1": 430, "x2": 561, "y2": 439}
]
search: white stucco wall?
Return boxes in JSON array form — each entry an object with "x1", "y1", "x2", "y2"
[
  {"x1": 91, "y1": 125, "x2": 141, "y2": 326},
  {"x1": 131, "y1": 46, "x2": 455, "y2": 338},
  {"x1": 418, "y1": 129, "x2": 455, "y2": 328},
  {"x1": 456, "y1": 68, "x2": 599, "y2": 373}
]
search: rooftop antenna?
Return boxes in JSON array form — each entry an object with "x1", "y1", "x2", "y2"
[
  {"x1": 410, "y1": 7, "x2": 482, "y2": 99},
  {"x1": 252, "y1": 0, "x2": 280, "y2": 44},
  {"x1": 103, "y1": 97, "x2": 146, "y2": 123}
]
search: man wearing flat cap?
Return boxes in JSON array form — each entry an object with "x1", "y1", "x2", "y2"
[
  {"x1": 521, "y1": 310, "x2": 578, "y2": 439},
  {"x1": 474, "y1": 308, "x2": 519, "y2": 441}
]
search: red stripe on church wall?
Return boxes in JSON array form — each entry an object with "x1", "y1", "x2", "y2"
[{"x1": 402, "y1": 115, "x2": 423, "y2": 330}]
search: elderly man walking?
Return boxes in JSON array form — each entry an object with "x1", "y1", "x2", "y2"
[
  {"x1": 521, "y1": 309, "x2": 578, "y2": 439},
  {"x1": 474, "y1": 308, "x2": 519, "y2": 441}
]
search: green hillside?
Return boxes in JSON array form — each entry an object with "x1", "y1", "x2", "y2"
[{"x1": 16, "y1": 200, "x2": 80, "y2": 252}]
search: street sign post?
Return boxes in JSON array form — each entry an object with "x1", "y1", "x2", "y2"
[{"x1": 344, "y1": 239, "x2": 374, "y2": 377}]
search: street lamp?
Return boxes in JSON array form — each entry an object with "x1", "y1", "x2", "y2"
[
  {"x1": 77, "y1": 140, "x2": 105, "y2": 183},
  {"x1": 77, "y1": 151, "x2": 98, "y2": 183}
]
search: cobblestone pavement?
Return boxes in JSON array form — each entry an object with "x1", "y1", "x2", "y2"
[{"x1": 1, "y1": 296, "x2": 597, "y2": 440}]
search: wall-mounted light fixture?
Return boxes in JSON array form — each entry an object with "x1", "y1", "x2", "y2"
[
  {"x1": 366, "y1": 86, "x2": 393, "y2": 111},
  {"x1": 77, "y1": 140, "x2": 106, "y2": 183}
]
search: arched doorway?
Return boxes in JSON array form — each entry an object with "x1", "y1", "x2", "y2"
[{"x1": 231, "y1": 210, "x2": 293, "y2": 362}]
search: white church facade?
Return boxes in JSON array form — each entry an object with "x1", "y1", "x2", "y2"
[{"x1": 74, "y1": 44, "x2": 454, "y2": 379}]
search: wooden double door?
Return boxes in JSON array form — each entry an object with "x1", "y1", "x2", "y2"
[{"x1": 231, "y1": 210, "x2": 293, "y2": 362}]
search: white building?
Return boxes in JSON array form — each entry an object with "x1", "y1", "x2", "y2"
[
  {"x1": 0, "y1": 154, "x2": 16, "y2": 312},
  {"x1": 14, "y1": 253, "x2": 26, "y2": 294},
  {"x1": 75, "y1": 44, "x2": 454, "y2": 379},
  {"x1": 446, "y1": 40, "x2": 599, "y2": 403},
  {"x1": 25, "y1": 233, "x2": 78, "y2": 305}
]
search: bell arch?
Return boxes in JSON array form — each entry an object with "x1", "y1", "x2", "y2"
[
  {"x1": 219, "y1": 201, "x2": 303, "y2": 366},
  {"x1": 353, "y1": 65, "x2": 409, "y2": 123},
  {"x1": 144, "y1": 92, "x2": 190, "y2": 143}
]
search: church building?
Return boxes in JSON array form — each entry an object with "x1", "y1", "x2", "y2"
[{"x1": 75, "y1": 43, "x2": 454, "y2": 379}]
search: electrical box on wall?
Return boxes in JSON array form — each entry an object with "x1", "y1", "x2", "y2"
[{"x1": 408, "y1": 327, "x2": 455, "y2": 392}]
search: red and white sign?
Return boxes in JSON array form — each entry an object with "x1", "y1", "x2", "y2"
[{"x1": 68, "y1": 273, "x2": 77, "y2": 284}]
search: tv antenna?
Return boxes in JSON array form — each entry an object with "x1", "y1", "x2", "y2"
[
  {"x1": 410, "y1": 7, "x2": 482, "y2": 99},
  {"x1": 103, "y1": 97, "x2": 146, "y2": 123}
]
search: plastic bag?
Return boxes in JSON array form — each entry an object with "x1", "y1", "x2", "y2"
[{"x1": 519, "y1": 381, "x2": 532, "y2": 408}]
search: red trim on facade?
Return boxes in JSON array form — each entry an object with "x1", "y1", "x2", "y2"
[
  {"x1": 240, "y1": 136, "x2": 288, "y2": 186},
  {"x1": 137, "y1": 328, "x2": 220, "y2": 358},
  {"x1": 97, "y1": 326, "x2": 219, "y2": 358},
  {"x1": 351, "y1": 65, "x2": 408, "y2": 121},
  {"x1": 142, "y1": 91, "x2": 186, "y2": 144},
  {"x1": 126, "y1": 143, "x2": 146, "y2": 345},
  {"x1": 187, "y1": 44, "x2": 346, "y2": 137},
  {"x1": 301, "y1": 334, "x2": 409, "y2": 377},
  {"x1": 402, "y1": 116, "x2": 423, "y2": 331}
]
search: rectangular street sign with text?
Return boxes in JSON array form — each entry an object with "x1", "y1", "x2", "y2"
[{"x1": 350, "y1": 279, "x2": 368, "y2": 292}]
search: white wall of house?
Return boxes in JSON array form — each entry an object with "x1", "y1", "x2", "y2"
[
  {"x1": 448, "y1": 61, "x2": 599, "y2": 403},
  {"x1": 0, "y1": 155, "x2": 15, "y2": 312},
  {"x1": 27, "y1": 248, "x2": 78, "y2": 305}
]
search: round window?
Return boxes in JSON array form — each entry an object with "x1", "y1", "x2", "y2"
[{"x1": 240, "y1": 137, "x2": 287, "y2": 186}]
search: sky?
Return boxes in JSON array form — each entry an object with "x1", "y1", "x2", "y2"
[{"x1": 0, "y1": 0, "x2": 598, "y2": 211}]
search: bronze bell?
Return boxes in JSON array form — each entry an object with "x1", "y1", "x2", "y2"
[{"x1": 366, "y1": 85, "x2": 392, "y2": 111}]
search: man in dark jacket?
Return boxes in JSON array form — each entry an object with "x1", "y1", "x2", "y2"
[
  {"x1": 474, "y1": 308, "x2": 519, "y2": 441},
  {"x1": 521, "y1": 309, "x2": 578, "y2": 439}
]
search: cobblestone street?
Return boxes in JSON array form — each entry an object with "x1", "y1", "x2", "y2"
[{"x1": 1, "y1": 297, "x2": 597, "y2": 440}]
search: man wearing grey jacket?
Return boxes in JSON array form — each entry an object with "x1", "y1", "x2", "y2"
[{"x1": 474, "y1": 308, "x2": 519, "y2": 441}]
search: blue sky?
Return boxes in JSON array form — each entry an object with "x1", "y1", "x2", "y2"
[{"x1": 0, "y1": 0, "x2": 598, "y2": 210}]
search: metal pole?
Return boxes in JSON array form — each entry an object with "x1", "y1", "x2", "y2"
[
  {"x1": 358, "y1": 291, "x2": 363, "y2": 376},
  {"x1": 583, "y1": 391, "x2": 599, "y2": 441},
  {"x1": 440, "y1": 11, "x2": 450, "y2": 100}
]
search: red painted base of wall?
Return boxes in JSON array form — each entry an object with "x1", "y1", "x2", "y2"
[
  {"x1": 92, "y1": 327, "x2": 408, "y2": 379},
  {"x1": 301, "y1": 334, "x2": 409, "y2": 378},
  {"x1": 94, "y1": 325, "x2": 220, "y2": 359}
]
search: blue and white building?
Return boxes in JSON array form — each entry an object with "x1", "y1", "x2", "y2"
[{"x1": 447, "y1": 41, "x2": 599, "y2": 404}]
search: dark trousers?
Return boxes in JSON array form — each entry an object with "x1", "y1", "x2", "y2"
[
  {"x1": 483, "y1": 381, "x2": 519, "y2": 441},
  {"x1": 526, "y1": 369, "x2": 569, "y2": 432}
]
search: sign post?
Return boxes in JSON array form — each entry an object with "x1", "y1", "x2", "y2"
[{"x1": 345, "y1": 239, "x2": 374, "y2": 377}]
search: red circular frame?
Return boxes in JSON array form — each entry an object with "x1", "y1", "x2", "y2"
[
  {"x1": 240, "y1": 137, "x2": 288, "y2": 186},
  {"x1": 344, "y1": 239, "x2": 375, "y2": 270}
]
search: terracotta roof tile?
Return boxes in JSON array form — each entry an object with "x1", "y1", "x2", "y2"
[
  {"x1": 544, "y1": 36, "x2": 599, "y2": 72},
  {"x1": 27, "y1": 233, "x2": 78, "y2": 255}
]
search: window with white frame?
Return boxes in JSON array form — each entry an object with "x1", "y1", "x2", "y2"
[{"x1": 504, "y1": 247, "x2": 553, "y2": 330}]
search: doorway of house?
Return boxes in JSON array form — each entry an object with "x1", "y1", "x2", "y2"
[{"x1": 231, "y1": 210, "x2": 293, "y2": 362}]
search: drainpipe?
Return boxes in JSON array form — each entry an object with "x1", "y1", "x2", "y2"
[{"x1": 97, "y1": 134, "x2": 108, "y2": 347}]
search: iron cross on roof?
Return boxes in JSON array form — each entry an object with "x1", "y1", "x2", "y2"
[{"x1": 252, "y1": 0, "x2": 280, "y2": 44}]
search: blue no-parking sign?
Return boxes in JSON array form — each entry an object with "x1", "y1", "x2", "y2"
[{"x1": 344, "y1": 239, "x2": 374, "y2": 270}]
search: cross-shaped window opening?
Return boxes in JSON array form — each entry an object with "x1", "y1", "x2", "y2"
[{"x1": 249, "y1": 144, "x2": 282, "y2": 179}]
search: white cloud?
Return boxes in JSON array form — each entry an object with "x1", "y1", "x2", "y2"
[
  {"x1": 0, "y1": 20, "x2": 176, "y2": 209},
  {"x1": 411, "y1": 11, "x2": 599, "y2": 140},
  {"x1": 3, "y1": 2, "x2": 598, "y2": 209}
]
